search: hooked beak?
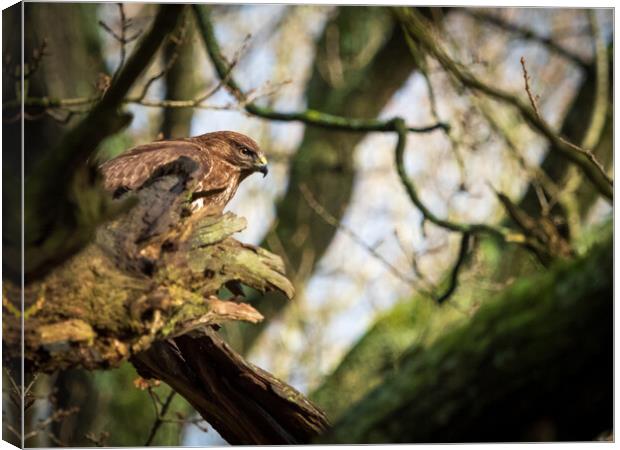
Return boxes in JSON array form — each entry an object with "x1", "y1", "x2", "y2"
[{"x1": 256, "y1": 155, "x2": 268, "y2": 178}]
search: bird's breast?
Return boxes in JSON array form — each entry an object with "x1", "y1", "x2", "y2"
[{"x1": 190, "y1": 175, "x2": 240, "y2": 214}]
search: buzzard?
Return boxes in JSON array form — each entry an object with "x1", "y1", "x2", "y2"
[{"x1": 100, "y1": 130, "x2": 268, "y2": 214}]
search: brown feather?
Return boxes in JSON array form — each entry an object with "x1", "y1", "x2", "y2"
[{"x1": 99, "y1": 131, "x2": 266, "y2": 215}]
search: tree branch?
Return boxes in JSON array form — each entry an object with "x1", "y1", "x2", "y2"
[
  {"x1": 6, "y1": 162, "x2": 325, "y2": 444},
  {"x1": 191, "y1": 4, "x2": 447, "y2": 134},
  {"x1": 20, "y1": 4, "x2": 185, "y2": 280},
  {"x1": 464, "y1": 9, "x2": 589, "y2": 69},
  {"x1": 395, "y1": 7, "x2": 612, "y2": 201},
  {"x1": 434, "y1": 232, "x2": 471, "y2": 304},
  {"x1": 392, "y1": 118, "x2": 528, "y2": 244}
]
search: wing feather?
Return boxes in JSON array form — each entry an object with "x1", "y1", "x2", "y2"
[{"x1": 100, "y1": 140, "x2": 212, "y2": 194}]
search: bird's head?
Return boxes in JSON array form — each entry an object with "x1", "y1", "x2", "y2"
[{"x1": 200, "y1": 131, "x2": 268, "y2": 178}]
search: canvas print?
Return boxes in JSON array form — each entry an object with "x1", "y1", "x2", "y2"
[{"x1": 1, "y1": 2, "x2": 613, "y2": 446}]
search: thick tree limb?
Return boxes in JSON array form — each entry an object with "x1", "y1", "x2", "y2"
[{"x1": 133, "y1": 329, "x2": 328, "y2": 444}]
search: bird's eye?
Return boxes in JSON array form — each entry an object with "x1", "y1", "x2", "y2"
[{"x1": 240, "y1": 147, "x2": 254, "y2": 157}]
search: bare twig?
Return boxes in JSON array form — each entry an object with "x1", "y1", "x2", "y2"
[
  {"x1": 23, "y1": 39, "x2": 49, "y2": 80},
  {"x1": 473, "y1": 96, "x2": 562, "y2": 214},
  {"x1": 136, "y1": 14, "x2": 190, "y2": 101},
  {"x1": 393, "y1": 229, "x2": 438, "y2": 292},
  {"x1": 117, "y1": 4, "x2": 127, "y2": 74},
  {"x1": 85, "y1": 431, "x2": 110, "y2": 447},
  {"x1": 145, "y1": 390, "x2": 176, "y2": 446},
  {"x1": 24, "y1": 406, "x2": 80, "y2": 441},
  {"x1": 99, "y1": 4, "x2": 143, "y2": 79},
  {"x1": 299, "y1": 184, "x2": 428, "y2": 292},
  {"x1": 520, "y1": 56, "x2": 609, "y2": 183},
  {"x1": 519, "y1": 56, "x2": 542, "y2": 120},
  {"x1": 465, "y1": 10, "x2": 589, "y2": 69},
  {"x1": 420, "y1": 63, "x2": 467, "y2": 188}
]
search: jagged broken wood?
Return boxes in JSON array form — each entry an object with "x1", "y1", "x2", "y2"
[{"x1": 3, "y1": 161, "x2": 327, "y2": 444}]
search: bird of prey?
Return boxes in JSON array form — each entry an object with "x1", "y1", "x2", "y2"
[{"x1": 99, "y1": 130, "x2": 268, "y2": 215}]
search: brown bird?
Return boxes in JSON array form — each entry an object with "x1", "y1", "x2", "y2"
[{"x1": 100, "y1": 130, "x2": 268, "y2": 214}]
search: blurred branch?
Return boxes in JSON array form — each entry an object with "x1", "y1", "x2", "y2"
[
  {"x1": 24, "y1": 407, "x2": 80, "y2": 443},
  {"x1": 474, "y1": 96, "x2": 562, "y2": 215},
  {"x1": 396, "y1": 7, "x2": 612, "y2": 201},
  {"x1": 519, "y1": 56, "x2": 609, "y2": 187},
  {"x1": 3, "y1": 32, "x2": 260, "y2": 119},
  {"x1": 192, "y1": 4, "x2": 447, "y2": 134},
  {"x1": 299, "y1": 184, "x2": 428, "y2": 292},
  {"x1": 393, "y1": 118, "x2": 560, "y2": 265},
  {"x1": 99, "y1": 3, "x2": 143, "y2": 79},
  {"x1": 464, "y1": 10, "x2": 589, "y2": 69},
  {"x1": 144, "y1": 390, "x2": 176, "y2": 446},
  {"x1": 581, "y1": 10, "x2": 608, "y2": 150},
  {"x1": 434, "y1": 232, "x2": 471, "y2": 304},
  {"x1": 393, "y1": 119, "x2": 522, "y2": 242}
]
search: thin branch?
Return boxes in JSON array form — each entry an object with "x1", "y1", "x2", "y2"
[
  {"x1": 145, "y1": 390, "x2": 176, "y2": 446},
  {"x1": 474, "y1": 96, "x2": 562, "y2": 214},
  {"x1": 396, "y1": 7, "x2": 612, "y2": 201},
  {"x1": 27, "y1": 4, "x2": 184, "y2": 186},
  {"x1": 299, "y1": 184, "x2": 428, "y2": 292},
  {"x1": 84, "y1": 431, "x2": 110, "y2": 447},
  {"x1": 520, "y1": 56, "x2": 609, "y2": 184},
  {"x1": 117, "y1": 4, "x2": 127, "y2": 75},
  {"x1": 419, "y1": 62, "x2": 467, "y2": 188},
  {"x1": 435, "y1": 232, "x2": 471, "y2": 304},
  {"x1": 136, "y1": 13, "x2": 190, "y2": 101},
  {"x1": 519, "y1": 56, "x2": 542, "y2": 120},
  {"x1": 3, "y1": 29, "x2": 257, "y2": 119},
  {"x1": 99, "y1": 4, "x2": 143, "y2": 80},
  {"x1": 581, "y1": 10, "x2": 609, "y2": 151},
  {"x1": 464, "y1": 10, "x2": 589, "y2": 69},
  {"x1": 191, "y1": 4, "x2": 448, "y2": 134},
  {"x1": 392, "y1": 117, "x2": 522, "y2": 243},
  {"x1": 23, "y1": 406, "x2": 80, "y2": 441}
]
